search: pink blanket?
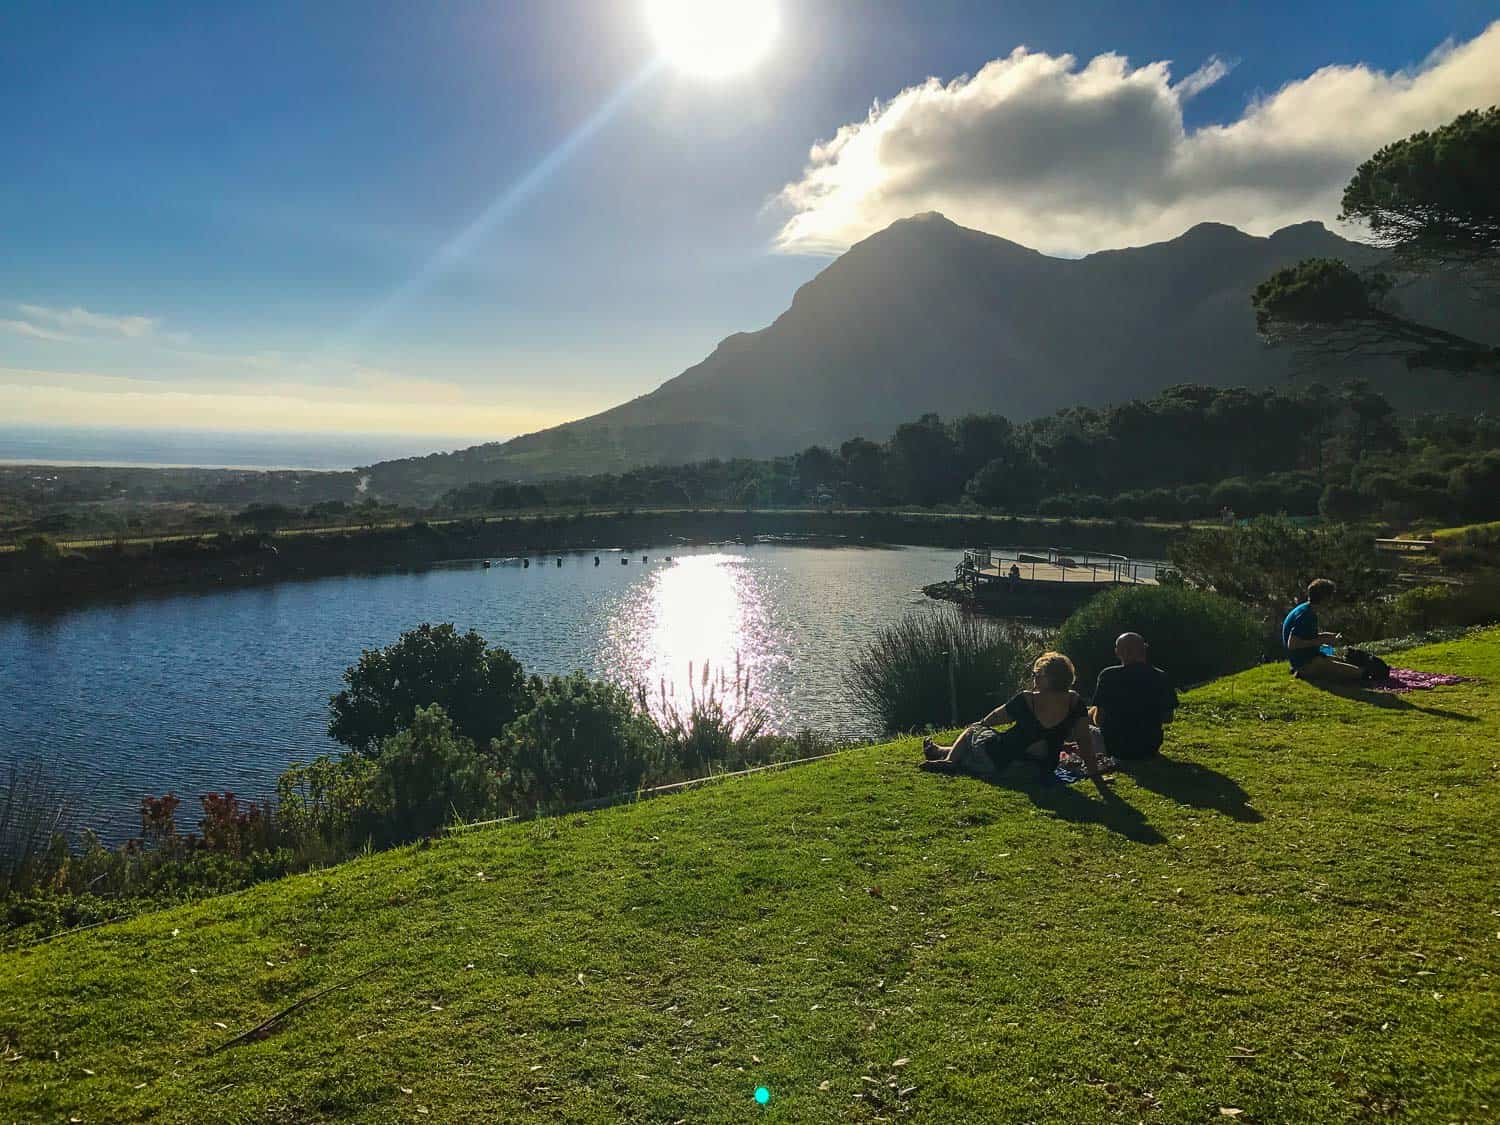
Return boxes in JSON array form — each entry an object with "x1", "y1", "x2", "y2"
[{"x1": 1367, "y1": 668, "x2": 1471, "y2": 693}]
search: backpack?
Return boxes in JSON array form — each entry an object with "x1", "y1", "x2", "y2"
[{"x1": 1345, "y1": 648, "x2": 1391, "y2": 683}]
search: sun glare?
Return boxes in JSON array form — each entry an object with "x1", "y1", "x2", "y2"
[{"x1": 645, "y1": 0, "x2": 780, "y2": 79}]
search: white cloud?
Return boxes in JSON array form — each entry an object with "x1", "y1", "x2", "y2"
[
  {"x1": 774, "y1": 21, "x2": 1500, "y2": 256},
  {"x1": 1174, "y1": 55, "x2": 1235, "y2": 101},
  {"x1": 0, "y1": 319, "x2": 71, "y2": 343},
  {"x1": 17, "y1": 303, "x2": 158, "y2": 339}
]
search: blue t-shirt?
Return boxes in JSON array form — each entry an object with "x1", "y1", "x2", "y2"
[{"x1": 1282, "y1": 601, "x2": 1320, "y2": 670}]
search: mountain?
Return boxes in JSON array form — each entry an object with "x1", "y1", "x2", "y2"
[{"x1": 367, "y1": 213, "x2": 1498, "y2": 500}]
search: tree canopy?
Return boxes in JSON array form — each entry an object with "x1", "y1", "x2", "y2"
[
  {"x1": 1341, "y1": 106, "x2": 1500, "y2": 274},
  {"x1": 1255, "y1": 107, "x2": 1499, "y2": 374},
  {"x1": 328, "y1": 623, "x2": 531, "y2": 757}
]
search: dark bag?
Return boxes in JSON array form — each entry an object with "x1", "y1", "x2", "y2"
[{"x1": 1345, "y1": 648, "x2": 1391, "y2": 683}]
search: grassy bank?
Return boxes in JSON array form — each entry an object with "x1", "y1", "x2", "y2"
[
  {"x1": 0, "y1": 508, "x2": 1184, "y2": 612},
  {"x1": 2, "y1": 631, "x2": 1496, "y2": 1122}
]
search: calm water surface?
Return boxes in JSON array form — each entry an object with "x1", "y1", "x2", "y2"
[{"x1": 1, "y1": 544, "x2": 955, "y2": 836}]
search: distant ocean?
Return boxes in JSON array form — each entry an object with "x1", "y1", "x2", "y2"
[{"x1": 0, "y1": 426, "x2": 489, "y2": 471}]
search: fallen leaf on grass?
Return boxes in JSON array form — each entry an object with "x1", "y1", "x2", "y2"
[
  {"x1": 82, "y1": 1068, "x2": 95, "y2": 1076},
  {"x1": 817, "y1": 1081, "x2": 831, "y2": 1091},
  {"x1": 899, "y1": 1085, "x2": 917, "y2": 1096},
  {"x1": 892, "y1": 1057, "x2": 910, "y2": 1068},
  {"x1": 213, "y1": 1022, "x2": 228, "y2": 1030},
  {"x1": 1220, "y1": 1110, "x2": 1243, "y2": 1118},
  {"x1": 399, "y1": 1087, "x2": 413, "y2": 1095},
  {"x1": 576, "y1": 973, "x2": 586, "y2": 987}
]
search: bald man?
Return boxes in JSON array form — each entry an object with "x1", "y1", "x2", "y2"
[{"x1": 1090, "y1": 632, "x2": 1178, "y2": 760}]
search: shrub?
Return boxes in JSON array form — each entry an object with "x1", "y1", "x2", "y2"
[
  {"x1": 1387, "y1": 572, "x2": 1500, "y2": 635},
  {"x1": 276, "y1": 753, "x2": 381, "y2": 857},
  {"x1": 499, "y1": 674, "x2": 661, "y2": 811},
  {"x1": 1169, "y1": 516, "x2": 1392, "y2": 618},
  {"x1": 197, "y1": 792, "x2": 274, "y2": 858},
  {"x1": 369, "y1": 704, "x2": 503, "y2": 840},
  {"x1": 847, "y1": 606, "x2": 1030, "y2": 734},
  {"x1": 1056, "y1": 583, "x2": 1264, "y2": 692},
  {"x1": 0, "y1": 759, "x2": 73, "y2": 897},
  {"x1": 1207, "y1": 478, "x2": 1254, "y2": 515},
  {"x1": 649, "y1": 662, "x2": 770, "y2": 776},
  {"x1": 19, "y1": 534, "x2": 60, "y2": 561},
  {"x1": 329, "y1": 623, "x2": 531, "y2": 756}
]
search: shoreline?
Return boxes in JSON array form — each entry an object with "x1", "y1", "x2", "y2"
[{"x1": 1, "y1": 509, "x2": 1186, "y2": 615}]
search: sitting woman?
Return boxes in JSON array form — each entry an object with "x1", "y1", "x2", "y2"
[{"x1": 921, "y1": 651, "x2": 1105, "y2": 782}]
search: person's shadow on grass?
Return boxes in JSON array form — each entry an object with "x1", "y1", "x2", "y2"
[
  {"x1": 1116, "y1": 755, "x2": 1263, "y2": 823},
  {"x1": 935, "y1": 763, "x2": 1168, "y2": 845},
  {"x1": 1300, "y1": 679, "x2": 1480, "y2": 724}
]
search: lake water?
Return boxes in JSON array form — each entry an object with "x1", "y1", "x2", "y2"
[{"x1": 1, "y1": 544, "x2": 957, "y2": 837}]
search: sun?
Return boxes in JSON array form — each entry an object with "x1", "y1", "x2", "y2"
[{"x1": 645, "y1": 0, "x2": 780, "y2": 79}]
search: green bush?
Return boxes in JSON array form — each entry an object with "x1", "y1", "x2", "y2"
[
  {"x1": 1169, "y1": 516, "x2": 1392, "y2": 618},
  {"x1": 275, "y1": 752, "x2": 381, "y2": 858},
  {"x1": 369, "y1": 704, "x2": 503, "y2": 840},
  {"x1": 499, "y1": 674, "x2": 661, "y2": 811},
  {"x1": 19, "y1": 534, "x2": 60, "y2": 561},
  {"x1": 329, "y1": 623, "x2": 531, "y2": 756},
  {"x1": 1388, "y1": 572, "x2": 1500, "y2": 635},
  {"x1": 1057, "y1": 584, "x2": 1264, "y2": 692},
  {"x1": 847, "y1": 607, "x2": 1030, "y2": 734}
]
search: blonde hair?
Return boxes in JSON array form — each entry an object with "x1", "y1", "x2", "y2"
[{"x1": 1032, "y1": 651, "x2": 1076, "y2": 692}]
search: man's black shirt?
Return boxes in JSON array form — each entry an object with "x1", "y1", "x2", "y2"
[{"x1": 1092, "y1": 662, "x2": 1178, "y2": 759}]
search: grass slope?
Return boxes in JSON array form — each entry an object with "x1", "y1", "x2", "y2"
[{"x1": 3, "y1": 634, "x2": 1498, "y2": 1123}]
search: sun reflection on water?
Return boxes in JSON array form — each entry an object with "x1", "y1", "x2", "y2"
[{"x1": 602, "y1": 553, "x2": 789, "y2": 725}]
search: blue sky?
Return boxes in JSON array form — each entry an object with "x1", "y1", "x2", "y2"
[{"x1": 2, "y1": 1, "x2": 1497, "y2": 441}]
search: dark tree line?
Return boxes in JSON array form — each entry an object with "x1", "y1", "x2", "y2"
[{"x1": 437, "y1": 382, "x2": 1500, "y2": 526}]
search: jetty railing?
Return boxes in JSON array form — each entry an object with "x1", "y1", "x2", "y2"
[{"x1": 957, "y1": 546, "x2": 1165, "y2": 586}]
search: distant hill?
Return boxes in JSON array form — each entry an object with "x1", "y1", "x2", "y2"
[{"x1": 367, "y1": 213, "x2": 1498, "y2": 501}]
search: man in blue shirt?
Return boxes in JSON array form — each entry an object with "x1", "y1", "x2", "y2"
[{"x1": 1283, "y1": 578, "x2": 1362, "y2": 682}]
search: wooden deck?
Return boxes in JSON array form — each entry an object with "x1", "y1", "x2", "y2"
[
  {"x1": 972, "y1": 561, "x2": 1157, "y2": 585},
  {"x1": 963, "y1": 547, "x2": 1161, "y2": 587}
]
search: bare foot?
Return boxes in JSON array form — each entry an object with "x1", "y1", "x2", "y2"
[{"x1": 922, "y1": 737, "x2": 944, "y2": 761}]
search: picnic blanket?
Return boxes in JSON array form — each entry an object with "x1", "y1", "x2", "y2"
[
  {"x1": 1055, "y1": 746, "x2": 1119, "y2": 784},
  {"x1": 1367, "y1": 668, "x2": 1471, "y2": 693}
]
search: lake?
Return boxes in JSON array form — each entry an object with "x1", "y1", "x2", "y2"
[{"x1": 1, "y1": 543, "x2": 958, "y2": 837}]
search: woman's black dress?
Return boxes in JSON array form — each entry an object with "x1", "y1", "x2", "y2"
[{"x1": 972, "y1": 691, "x2": 1088, "y2": 777}]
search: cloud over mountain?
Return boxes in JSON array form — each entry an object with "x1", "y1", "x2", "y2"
[{"x1": 774, "y1": 22, "x2": 1500, "y2": 256}]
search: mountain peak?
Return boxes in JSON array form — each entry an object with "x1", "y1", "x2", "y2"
[
  {"x1": 1178, "y1": 221, "x2": 1255, "y2": 243},
  {"x1": 1271, "y1": 220, "x2": 1331, "y2": 238},
  {"x1": 367, "y1": 213, "x2": 1452, "y2": 495}
]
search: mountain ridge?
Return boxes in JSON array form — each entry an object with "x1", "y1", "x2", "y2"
[{"x1": 366, "y1": 213, "x2": 1496, "y2": 500}]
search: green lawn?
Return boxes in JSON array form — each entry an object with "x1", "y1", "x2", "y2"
[{"x1": 3, "y1": 634, "x2": 1498, "y2": 1123}]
